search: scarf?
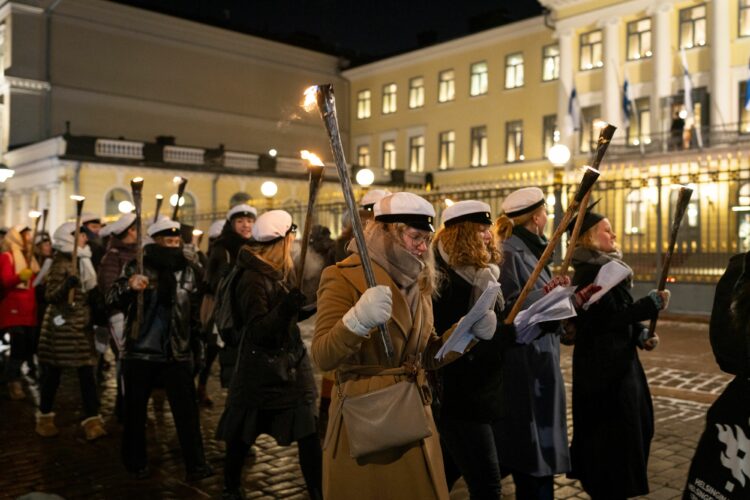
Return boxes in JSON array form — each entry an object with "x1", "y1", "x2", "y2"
[
  {"x1": 348, "y1": 225, "x2": 424, "y2": 314},
  {"x1": 144, "y1": 244, "x2": 188, "y2": 305},
  {"x1": 512, "y1": 225, "x2": 548, "y2": 260},
  {"x1": 437, "y1": 241, "x2": 504, "y2": 310},
  {"x1": 2, "y1": 227, "x2": 40, "y2": 288},
  {"x1": 52, "y1": 244, "x2": 98, "y2": 292},
  {"x1": 217, "y1": 225, "x2": 251, "y2": 263},
  {"x1": 571, "y1": 246, "x2": 634, "y2": 287}
]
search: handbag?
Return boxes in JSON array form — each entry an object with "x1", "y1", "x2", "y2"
[{"x1": 339, "y1": 375, "x2": 432, "y2": 458}]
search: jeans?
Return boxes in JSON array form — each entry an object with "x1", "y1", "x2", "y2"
[
  {"x1": 5, "y1": 326, "x2": 35, "y2": 381},
  {"x1": 39, "y1": 363, "x2": 100, "y2": 417},
  {"x1": 509, "y1": 469, "x2": 554, "y2": 500}
]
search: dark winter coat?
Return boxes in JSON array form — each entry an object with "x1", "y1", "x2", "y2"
[
  {"x1": 569, "y1": 254, "x2": 659, "y2": 498},
  {"x1": 432, "y1": 250, "x2": 504, "y2": 423},
  {"x1": 222, "y1": 249, "x2": 316, "y2": 411},
  {"x1": 97, "y1": 236, "x2": 137, "y2": 298},
  {"x1": 106, "y1": 244, "x2": 201, "y2": 363},
  {"x1": 38, "y1": 253, "x2": 97, "y2": 367}
]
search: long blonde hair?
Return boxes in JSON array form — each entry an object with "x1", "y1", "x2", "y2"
[
  {"x1": 247, "y1": 233, "x2": 295, "y2": 281},
  {"x1": 435, "y1": 222, "x2": 501, "y2": 268},
  {"x1": 577, "y1": 220, "x2": 620, "y2": 253},
  {"x1": 495, "y1": 205, "x2": 545, "y2": 242}
]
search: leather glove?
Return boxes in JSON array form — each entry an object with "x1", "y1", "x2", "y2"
[
  {"x1": 282, "y1": 288, "x2": 306, "y2": 314},
  {"x1": 470, "y1": 310, "x2": 497, "y2": 340},
  {"x1": 574, "y1": 284, "x2": 602, "y2": 308},
  {"x1": 18, "y1": 268, "x2": 33, "y2": 283},
  {"x1": 343, "y1": 285, "x2": 393, "y2": 337},
  {"x1": 543, "y1": 275, "x2": 571, "y2": 294},
  {"x1": 648, "y1": 289, "x2": 671, "y2": 311},
  {"x1": 63, "y1": 275, "x2": 81, "y2": 292}
]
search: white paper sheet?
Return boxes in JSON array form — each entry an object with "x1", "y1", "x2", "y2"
[
  {"x1": 435, "y1": 282, "x2": 501, "y2": 361},
  {"x1": 582, "y1": 260, "x2": 631, "y2": 310},
  {"x1": 513, "y1": 285, "x2": 577, "y2": 344}
]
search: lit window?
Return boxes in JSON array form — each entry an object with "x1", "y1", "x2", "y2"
[
  {"x1": 741, "y1": 0, "x2": 750, "y2": 37},
  {"x1": 438, "y1": 131, "x2": 455, "y2": 169},
  {"x1": 542, "y1": 115, "x2": 557, "y2": 159},
  {"x1": 542, "y1": 45, "x2": 559, "y2": 81},
  {"x1": 627, "y1": 18, "x2": 652, "y2": 60},
  {"x1": 580, "y1": 30, "x2": 603, "y2": 70},
  {"x1": 470, "y1": 62, "x2": 488, "y2": 96},
  {"x1": 580, "y1": 105, "x2": 602, "y2": 153},
  {"x1": 741, "y1": 81, "x2": 750, "y2": 134},
  {"x1": 382, "y1": 83, "x2": 397, "y2": 114},
  {"x1": 382, "y1": 140, "x2": 396, "y2": 170},
  {"x1": 505, "y1": 53, "x2": 524, "y2": 89},
  {"x1": 409, "y1": 77, "x2": 425, "y2": 109},
  {"x1": 470, "y1": 126, "x2": 488, "y2": 167},
  {"x1": 357, "y1": 90, "x2": 371, "y2": 119},
  {"x1": 505, "y1": 120, "x2": 524, "y2": 163},
  {"x1": 409, "y1": 136, "x2": 425, "y2": 173},
  {"x1": 438, "y1": 70, "x2": 455, "y2": 103},
  {"x1": 738, "y1": 183, "x2": 750, "y2": 252},
  {"x1": 627, "y1": 98, "x2": 651, "y2": 146},
  {"x1": 105, "y1": 188, "x2": 132, "y2": 217},
  {"x1": 356, "y1": 145, "x2": 370, "y2": 168},
  {"x1": 625, "y1": 189, "x2": 646, "y2": 236},
  {"x1": 679, "y1": 4, "x2": 706, "y2": 49}
]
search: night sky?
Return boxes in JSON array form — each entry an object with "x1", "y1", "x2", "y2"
[{"x1": 110, "y1": 0, "x2": 544, "y2": 66}]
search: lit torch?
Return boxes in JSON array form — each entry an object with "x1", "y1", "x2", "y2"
[
  {"x1": 68, "y1": 195, "x2": 86, "y2": 305},
  {"x1": 297, "y1": 150, "x2": 326, "y2": 287},
  {"x1": 171, "y1": 176, "x2": 188, "y2": 222},
  {"x1": 153, "y1": 194, "x2": 164, "y2": 224},
  {"x1": 130, "y1": 177, "x2": 145, "y2": 339},
  {"x1": 26, "y1": 210, "x2": 42, "y2": 267},
  {"x1": 560, "y1": 165, "x2": 599, "y2": 277}
]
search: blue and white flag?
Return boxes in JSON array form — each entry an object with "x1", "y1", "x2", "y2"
[
  {"x1": 744, "y1": 57, "x2": 750, "y2": 111},
  {"x1": 680, "y1": 48, "x2": 694, "y2": 120},
  {"x1": 567, "y1": 87, "x2": 581, "y2": 133},
  {"x1": 622, "y1": 77, "x2": 634, "y2": 128}
]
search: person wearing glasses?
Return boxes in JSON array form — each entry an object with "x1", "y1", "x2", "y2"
[
  {"x1": 431, "y1": 200, "x2": 506, "y2": 499},
  {"x1": 216, "y1": 210, "x2": 321, "y2": 500},
  {"x1": 313, "y1": 192, "x2": 496, "y2": 500}
]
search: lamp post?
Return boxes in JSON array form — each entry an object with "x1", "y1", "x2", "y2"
[{"x1": 548, "y1": 142, "x2": 571, "y2": 265}]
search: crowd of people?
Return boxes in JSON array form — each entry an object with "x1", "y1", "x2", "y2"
[{"x1": 10, "y1": 182, "x2": 744, "y2": 500}]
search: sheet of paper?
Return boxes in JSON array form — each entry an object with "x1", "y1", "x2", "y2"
[
  {"x1": 435, "y1": 282, "x2": 501, "y2": 361},
  {"x1": 513, "y1": 285, "x2": 577, "y2": 344},
  {"x1": 582, "y1": 260, "x2": 631, "y2": 310}
]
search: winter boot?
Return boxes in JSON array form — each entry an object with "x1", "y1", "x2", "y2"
[
  {"x1": 81, "y1": 415, "x2": 108, "y2": 441},
  {"x1": 35, "y1": 411, "x2": 59, "y2": 437},
  {"x1": 197, "y1": 383, "x2": 213, "y2": 407},
  {"x1": 8, "y1": 380, "x2": 25, "y2": 400}
]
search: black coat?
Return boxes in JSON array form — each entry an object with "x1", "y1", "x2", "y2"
[
  {"x1": 223, "y1": 249, "x2": 316, "y2": 411},
  {"x1": 107, "y1": 245, "x2": 201, "y2": 363},
  {"x1": 432, "y1": 251, "x2": 503, "y2": 423},
  {"x1": 569, "y1": 259, "x2": 659, "y2": 498}
]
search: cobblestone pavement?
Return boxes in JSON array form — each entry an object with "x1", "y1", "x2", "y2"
[{"x1": 0, "y1": 319, "x2": 725, "y2": 499}]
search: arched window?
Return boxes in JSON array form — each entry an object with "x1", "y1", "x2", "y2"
[
  {"x1": 105, "y1": 188, "x2": 132, "y2": 217},
  {"x1": 737, "y1": 183, "x2": 750, "y2": 252},
  {"x1": 229, "y1": 192, "x2": 252, "y2": 208},
  {"x1": 170, "y1": 191, "x2": 196, "y2": 225}
]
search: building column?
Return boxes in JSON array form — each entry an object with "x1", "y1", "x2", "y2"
[
  {"x1": 601, "y1": 18, "x2": 621, "y2": 126},
  {"x1": 19, "y1": 191, "x2": 30, "y2": 221},
  {"x1": 711, "y1": 0, "x2": 730, "y2": 129},
  {"x1": 47, "y1": 183, "x2": 60, "y2": 231},
  {"x1": 651, "y1": 2, "x2": 673, "y2": 140},
  {"x1": 3, "y1": 190, "x2": 13, "y2": 226},
  {"x1": 556, "y1": 29, "x2": 575, "y2": 153}
]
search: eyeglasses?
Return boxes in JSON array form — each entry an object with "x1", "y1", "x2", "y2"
[{"x1": 404, "y1": 230, "x2": 433, "y2": 246}]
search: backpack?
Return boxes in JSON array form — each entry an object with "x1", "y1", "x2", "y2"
[{"x1": 212, "y1": 265, "x2": 245, "y2": 346}]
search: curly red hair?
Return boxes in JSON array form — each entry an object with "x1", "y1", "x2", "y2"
[{"x1": 435, "y1": 221, "x2": 501, "y2": 268}]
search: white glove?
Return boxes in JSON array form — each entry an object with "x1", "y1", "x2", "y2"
[
  {"x1": 470, "y1": 310, "x2": 497, "y2": 340},
  {"x1": 648, "y1": 289, "x2": 671, "y2": 311},
  {"x1": 343, "y1": 285, "x2": 393, "y2": 337}
]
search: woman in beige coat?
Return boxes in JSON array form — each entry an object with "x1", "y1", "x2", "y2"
[{"x1": 313, "y1": 192, "x2": 497, "y2": 500}]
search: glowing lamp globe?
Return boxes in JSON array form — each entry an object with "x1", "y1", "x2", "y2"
[
  {"x1": 261, "y1": 181, "x2": 278, "y2": 198},
  {"x1": 548, "y1": 143, "x2": 571, "y2": 167},
  {"x1": 355, "y1": 168, "x2": 375, "y2": 187}
]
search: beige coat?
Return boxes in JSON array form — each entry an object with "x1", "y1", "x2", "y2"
[{"x1": 313, "y1": 254, "x2": 464, "y2": 500}]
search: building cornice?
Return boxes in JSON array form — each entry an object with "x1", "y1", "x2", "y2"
[
  {"x1": 0, "y1": 1, "x2": 45, "y2": 20},
  {"x1": 342, "y1": 16, "x2": 547, "y2": 80},
  {"x1": 52, "y1": 0, "x2": 342, "y2": 75},
  {"x1": 5, "y1": 76, "x2": 51, "y2": 92},
  {"x1": 4, "y1": 137, "x2": 66, "y2": 168},
  {"x1": 552, "y1": 0, "x2": 678, "y2": 32}
]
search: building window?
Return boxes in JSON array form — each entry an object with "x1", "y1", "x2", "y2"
[
  {"x1": 679, "y1": 4, "x2": 706, "y2": 49},
  {"x1": 741, "y1": 0, "x2": 750, "y2": 37},
  {"x1": 505, "y1": 53, "x2": 524, "y2": 89},
  {"x1": 505, "y1": 120, "x2": 524, "y2": 163},
  {"x1": 356, "y1": 145, "x2": 370, "y2": 167},
  {"x1": 580, "y1": 30, "x2": 603, "y2": 70},
  {"x1": 470, "y1": 62, "x2": 488, "y2": 96},
  {"x1": 409, "y1": 77, "x2": 425, "y2": 109},
  {"x1": 580, "y1": 105, "x2": 602, "y2": 153},
  {"x1": 382, "y1": 140, "x2": 396, "y2": 170},
  {"x1": 738, "y1": 183, "x2": 750, "y2": 252},
  {"x1": 740, "y1": 81, "x2": 750, "y2": 133},
  {"x1": 438, "y1": 131, "x2": 455, "y2": 170},
  {"x1": 624, "y1": 189, "x2": 646, "y2": 235},
  {"x1": 408, "y1": 136, "x2": 425, "y2": 173},
  {"x1": 105, "y1": 188, "x2": 132, "y2": 217},
  {"x1": 627, "y1": 18, "x2": 652, "y2": 60},
  {"x1": 357, "y1": 90, "x2": 371, "y2": 119},
  {"x1": 470, "y1": 126, "x2": 488, "y2": 167},
  {"x1": 382, "y1": 83, "x2": 397, "y2": 114},
  {"x1": 542, "y1": 44, "x2": 559, "y2": 81},
  {"x1": 627, "y1": 98, "x2": 651, "y2": 146},
  {"x1": 438, "y1": 70, "x2": 455, "y2": 103},
  {"x1": 542, "y1": 115, "x2": 558, "y2": 159},
  {"x1": 176, "y1": 192, "x2": 196, "y2": 225}
]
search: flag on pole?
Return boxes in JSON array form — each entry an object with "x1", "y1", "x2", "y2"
[
  {"x1": 680, "y1": 48, "x2": 694, "y2": 120},
  {"x1": 744, "y1": 57, "x2": 750, "y2": 111},
  {"x1": 622, "y1": 77, "x2": 634, "y2": 129},
  {"x1": 567, "y1": 87, "x2": 581, "y2": 133}
]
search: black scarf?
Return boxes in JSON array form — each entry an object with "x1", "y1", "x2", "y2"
[
  {"x1": 216, "y1": 225, "x2": 251, "y2": 263},
  {"x1": 144, "y1": 244, "x2": 187, "y2": 305},
  {"x1": 512, "y1": 225, "x2": 549, "y2": 261}
]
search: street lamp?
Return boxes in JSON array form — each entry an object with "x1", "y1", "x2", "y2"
[
  {"x1": 118, "y1": 200, "x2": 135, "y2": 213},
  {"x1": 355, "y1": 168, "x2": 375, "y2": 187},
  {"x1": 547, "y1": 143, "x2": 571, "y2": 167},
  {"x1": 261, "y1": 180, "x2": 278, "y2": 198}
]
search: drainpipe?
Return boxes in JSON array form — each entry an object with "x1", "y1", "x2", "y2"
[
  {"x1": 73, "y1": 160, "x2": 81, "y2": 194},
  {"x1": 211, "y1": 173, "x2": 220, "y2": 216},
  {"x1": 44, "y1": 0, "x2": 64, "y2": 138}
]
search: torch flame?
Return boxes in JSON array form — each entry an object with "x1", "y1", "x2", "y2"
[
  {"x1": 582, "y1": 165, "x2": 599, "y2": 174},
  {"x1": 300, "y1": 150, "x2": 325, "y2": 167},
  {"x1": 70, "y1": 195, "x2": 86, "y2": 201},
  {"x1": 303, "y1": 86, "x2": 318, "y2": 112},
  {"x1": 156, "y1": 194, "x2": 164, "y2": 200},
  {"x1": 173, "y1": 176, "x2": 183, "y2": 184},
  {"x1": 132, "y1": 176, "x2": 144, "y2": 184},
  {"x1": 192, "y1": 229, "x2": 203, "y2": 236},
  {"x1": 29, "y1": 210, "x2": 42, "y2": 219}
]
